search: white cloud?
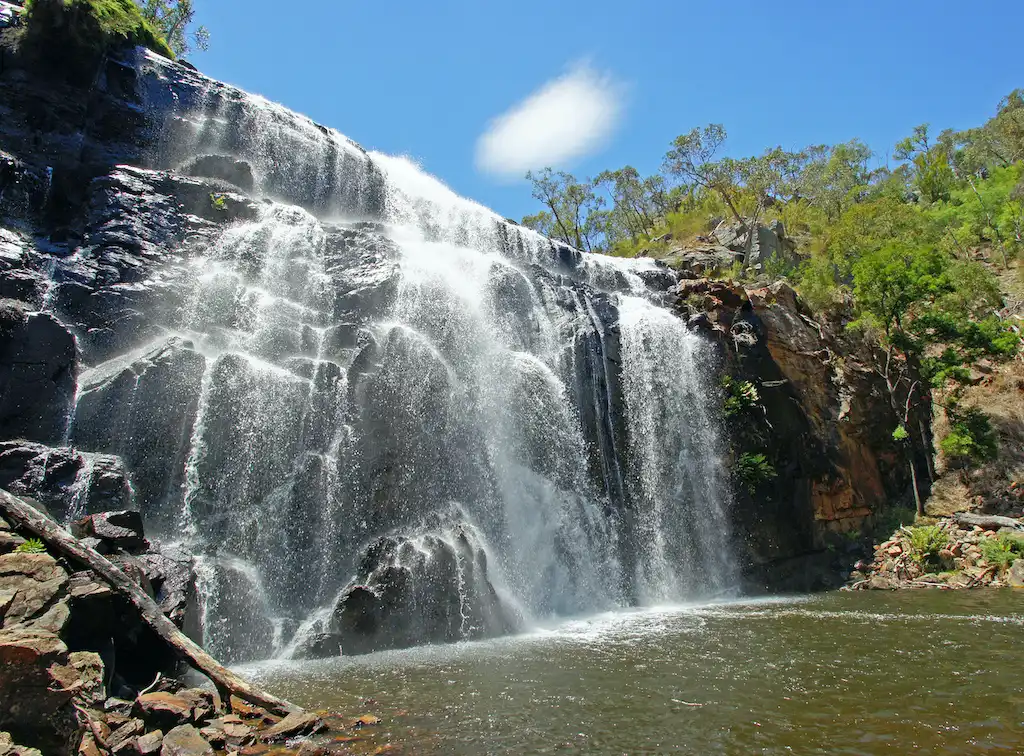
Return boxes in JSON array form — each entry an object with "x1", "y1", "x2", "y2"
[{"x1": 475, "y1": 63, "x2": 624, "y2": 179}]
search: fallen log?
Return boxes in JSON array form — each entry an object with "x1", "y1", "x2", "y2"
[
  {"x1": 0, "y1": 488, "x2": 299, "y2": 716},
  {"x1": 954, "y1": 512, "x2": 1024, "y2": 532}
]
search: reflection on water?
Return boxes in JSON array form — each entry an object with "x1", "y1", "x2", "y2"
[{"x1": 242, "y1": 591, "x2": 1024, "y2": 754}]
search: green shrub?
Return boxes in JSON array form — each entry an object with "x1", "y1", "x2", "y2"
[
  {"x1": 14, "y1": 537, "x2": 46, "y2": 554},
  {"x1": 980, "y1": 533, "x2": 1024, "y2": 570},
  {"x1": 940, "y1": 406, "x2": 999, "y2": 468},
  {"x1": 980, "y1": 538, "x2": 1016, "y2": 570},
  {"x1": 794, "y1": 254, "x2": 844, "y2": 312},
  {"x1": 721, "y1": 376, "x2": 760, "y2": 417},
  {"x1": 907, "y1": 525, "x2": 949, "y2": 565},
  {"x1": 734, "y1": 452, "x2": 777, "y2": 494},
  {"x1": 23, "y1": 0, "x2": 175, "y2": 62}
]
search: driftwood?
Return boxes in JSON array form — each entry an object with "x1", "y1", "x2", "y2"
[
  {"x1": 954, "y1": 512, "x2": 1024, "y2": 532},
  {"x1": 0, "y1": 488, "x2": 299, "y2": 716}
]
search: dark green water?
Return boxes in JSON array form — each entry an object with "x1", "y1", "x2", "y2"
[{"x1": 243, "y1": 592, "x2": 1024, "y2": 754}]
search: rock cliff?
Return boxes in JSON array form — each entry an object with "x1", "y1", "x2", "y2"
[{"x1": 674, "y1": 278, "x2": 931, "y2": 589}]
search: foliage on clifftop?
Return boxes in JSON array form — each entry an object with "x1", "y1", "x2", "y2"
[{"x1": 21, "y1": 0, "x2": 176, "y2": 60}]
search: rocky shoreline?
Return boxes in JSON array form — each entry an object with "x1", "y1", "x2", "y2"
[
  {"x1": 0, "y1": 496, "x2": 392, "y2": 756},
  {"x1": 849, "y1": 513, "x2": 1024, "y2": 591}
]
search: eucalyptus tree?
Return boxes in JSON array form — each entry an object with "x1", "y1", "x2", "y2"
[
  {"x1": 136, "y1": 0, "x2": 208, "y2": 56},
  {"x1": 662, "y1": 124, "x2": 745, "y2": 227},
  {"x1": 523, "y1": 168, "x2": 602, "y2": 252}
]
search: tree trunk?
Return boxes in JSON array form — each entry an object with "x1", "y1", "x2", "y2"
[
  {"x1": 716, "y1": 186, "x2": 745, "y2": 228},
  {"x1": 909, "y1": 455, "x2": 923, "y2": 517},
  {"x1": 0, "y1": 489, "x2": 300, "y2": 716}
]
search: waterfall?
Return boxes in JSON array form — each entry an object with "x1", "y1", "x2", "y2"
[{"x1": 61, "y1": 51, "x2": 737, "y2": 659}]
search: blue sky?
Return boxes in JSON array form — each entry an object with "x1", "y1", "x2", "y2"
[{"x1": 190, "y1": 0, "x2": 1024, "y2": 220}]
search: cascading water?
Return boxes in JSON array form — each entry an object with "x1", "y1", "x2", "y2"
[{"x1": 61, "y1": 51, "x2": 737, "y2": 660}]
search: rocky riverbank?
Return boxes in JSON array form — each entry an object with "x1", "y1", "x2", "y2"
[
  {"x1": 849, "y1": 513, "x2": 1024, "y2": 590},
  {"x1": 0, "y1": 497, "x2": 394, "y2": 756}
]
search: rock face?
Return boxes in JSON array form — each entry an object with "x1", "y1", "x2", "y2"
[
  {"x1": 655, "y1": 220, "x2": 796, "y2": 277},
  {"x1": 0, "y1": 304, "x2": 77, "y2": 444},
  {"x1": 676, "y1": 279, "x2": 930, "y2": 589}
]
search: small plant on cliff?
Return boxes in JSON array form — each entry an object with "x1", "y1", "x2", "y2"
[
  {"x1": 210, "y1": 192, "x2": 227, "y2": 212},
  {"x1": 721, "y1": 376, "x2": 760, "y2": 417},
  {"x1": 907, "y1": 525, "x2": 949, "y2": 565},
  {"x1": 734, "y1": 452, "x2": 777, "y2": 494},
  {"x1": 940, "y1": 405, "x2": 998, "y2": 469},
  {"x1": 14, "y1": 538, "x2": 46, "y2": 554}
]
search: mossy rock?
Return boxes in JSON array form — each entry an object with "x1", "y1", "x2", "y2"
[{"x1": 22, "y1": 0, "x2": 174, "y2": 73}]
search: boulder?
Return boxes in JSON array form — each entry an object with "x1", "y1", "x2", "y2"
[
  {"x1": 133, "y1": 730, "x2": 164, "y2": 755},
  {"x1": 106, "y1": 719, "x2": 145, "y2": 752},
  {"x1": 160, "y1": 725, "x2": 214, "y2": 756},
  {"x1": 0, "y1": 627, "x2": 75, "y2": 746},
  {"x1": 295, "y1": 515, "x2": 518, "y2": 658},
  {"x1": 1008, "y1": 560, "x2": 1024, "y2": 588},
  {"x1": 711, "y1": 218, "x2": 795, "y2": 269},
  {"x1": 259, "y1": 711, "x2": 325, "y2": 742},
  {"x1": 71, "y1": 511, "x2": 147, "y2": 553},
  {"x1": 133, "y1": 693, "x2": 195, "y2": 731},
  {"x1": 0, "y1": 552, "x2": 69, "y2": 629}
]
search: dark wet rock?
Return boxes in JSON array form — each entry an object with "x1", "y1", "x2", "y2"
[
  {"x1": 0, "y1": 151, "x2": 51, "y2": 227},
  {"x1": 71, "y1": 337, "x2": 206, "y2": 527},
  {"x1": 198, "y1": 557, "x2": 277, "y2": 664},
  {"x1": 135, "y1": 547, "x2": 199, "y2": 637},
  {"x1": 0, "y1": 229, "x2": 48, "y2": 306},
  {"x1": 0, "y1": 441, "x2": 132, "y2": 522},
  {"x1": 296, "y1": 514, "x2": 518, "y2": 658},
  {"x1": 63, "y1": 542, "x2": 195, "y2": 689},
  {"x1": 635, "y1": 262, "x2": 681, "y2": 291},
  {"x1": 323, "y1": 226, "x2": 401, "y2": 322},
  {"x1": 0, "y1": 304, "x2": 76, "y2": 444},
  {"x1": 180, "y1": 155, "x2": 255, "y2": 193}
]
